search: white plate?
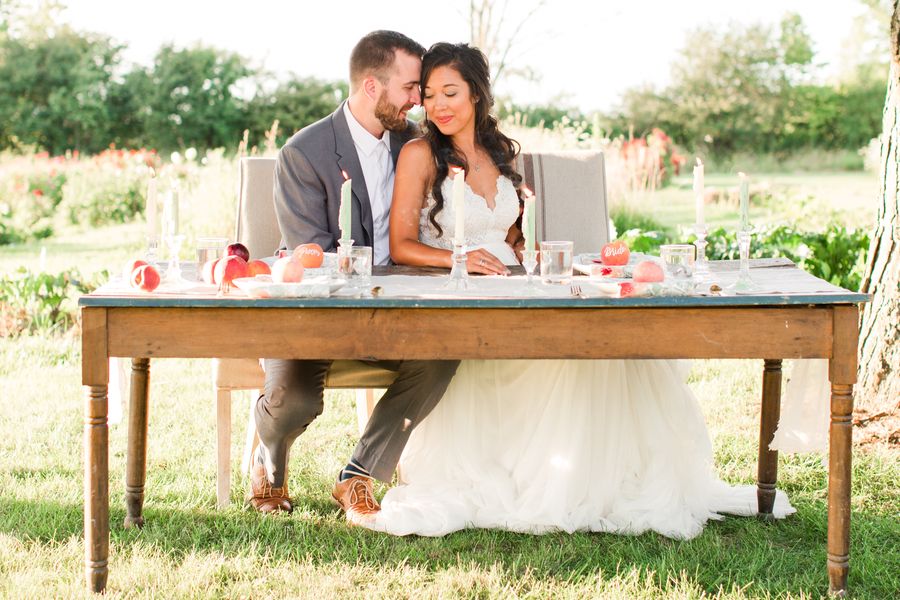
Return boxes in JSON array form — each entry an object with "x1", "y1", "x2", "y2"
[
  {"x1": 262, "y1": 251, "x2": 338, "y2": 270},
  {"x1": 232, "y1": 275, "x2": 345, "y2": 298},
  {"x1": 573, "y1": 252, "x2": 656, "y2": 277}
]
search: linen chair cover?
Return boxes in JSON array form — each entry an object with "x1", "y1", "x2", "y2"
[{"x1": 515, "y1": 150, "x2": 609, "y2": 252}]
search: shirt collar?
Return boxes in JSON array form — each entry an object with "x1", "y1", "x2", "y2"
[{"x1": 344, "y1": 101, "x2": 391, "y2": 157}]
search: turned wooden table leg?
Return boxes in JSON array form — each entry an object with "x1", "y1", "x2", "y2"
[
  {"x1": 757, "y1": 358, "x2": 782, "y2": 520},
  {"x1": 125, "y1": 358, "x2": 150, "y2": 528},
  {"x1": 82, "y1": 308, "x2": 109, "y2": 593},
  {"x1": 827, "y1": 306, "x2": 858, "y2": 597}
]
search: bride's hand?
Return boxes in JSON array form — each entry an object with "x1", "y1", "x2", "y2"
[{"x1": 466, "y1": 248, "x2": 510, "y2": 275}]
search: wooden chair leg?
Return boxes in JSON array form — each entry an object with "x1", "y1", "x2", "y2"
[
  {"x1": 216, "y1": 388, "x2": 232, "y2": 508},
  {"x1": 241, "y1": 390, "x2": 260, "y2": 475},
  {"x1": 757, "y1": 358, "x2": 782, "y2": 520},
  {"x1": 355, "y1": 388, "x2": 377, "y2": 434},
  {"x1": 124, "y1": 357, "x2": 150, "y2": 529}
]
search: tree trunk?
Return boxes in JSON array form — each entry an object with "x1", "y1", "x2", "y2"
[{"x1": 856, "y1": 1, "x2": 900, "y2": 439}]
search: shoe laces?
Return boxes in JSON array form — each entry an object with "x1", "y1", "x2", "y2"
[{"x1": 348, "y1": 478, "x2": 377, "y2": 511}]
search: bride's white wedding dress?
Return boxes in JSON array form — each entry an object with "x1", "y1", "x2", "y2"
[{"x1": 368, "y1": 175, "x2": 794, "y2": 538}]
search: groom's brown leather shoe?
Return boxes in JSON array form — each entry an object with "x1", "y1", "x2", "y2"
[
  {"x1": 331, "y1": 476, "x2": 380, "y2": 523},
  {"x1": 248, "y1": 461, "x2": 293, "y2": 513}
]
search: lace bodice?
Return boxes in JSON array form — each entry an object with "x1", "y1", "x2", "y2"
[{"x1": 419, "y1": 175, "x2": 520, "y2": 250}]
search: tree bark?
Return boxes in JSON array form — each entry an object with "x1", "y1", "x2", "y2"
[{"x1": 857, "y1": 1, "x2": 900, "y2": 431}]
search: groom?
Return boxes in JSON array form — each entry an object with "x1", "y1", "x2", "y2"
[{"x1": 250, "y1": 30, "x2": 459, "y2": 522}]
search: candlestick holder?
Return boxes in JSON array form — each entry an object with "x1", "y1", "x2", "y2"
[
  {"x1": 726, "y1": 228, "x2": 758, "y2": 294},
  {"x1": 521, "y1": 249, "x2": 540, "y2": 295},
  {"x1": 162, "y1": 233, "x2": 188, "y2": 284},
  {"x1": 146, "y1": 235, "x2": 160, "y2": 263},
  {"x1": 693, "y1": 223, "x2": 710, "y2": 280},
  {"x1": 443, "y1": 239, "x2": 471, "y2": 290},
  {"x1": 337, "y1": 238, "x2": 355, "y2": 281}
]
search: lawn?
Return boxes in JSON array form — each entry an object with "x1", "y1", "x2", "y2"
[
  {"x1": 1, "y1": 170, "x2": 897, "y2": 598},
  {"x1": 616, "y1": 171, "x2": 878, "y2": 234}
]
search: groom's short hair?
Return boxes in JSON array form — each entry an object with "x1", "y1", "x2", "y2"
[{"x1": 350, "y1": 30, "x2": 425, "y2": 91}]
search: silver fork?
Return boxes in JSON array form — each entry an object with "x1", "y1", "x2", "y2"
[{"x1": 570, "y1": 284, "x2": 584, "y2": 298}]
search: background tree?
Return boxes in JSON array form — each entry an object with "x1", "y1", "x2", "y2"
[
  {"x1": 468, "y1": 0, "x2": 546, "y2": 89},
  {"x1": 135, "y1": 44, "x2": 252, "y2": 152},
  {"x1": 857, "y1": 1, "x2": 900, "y2": 436},
  {"x1": 607, "y1": 12, "x2": 883, "y2": 155},
  {"x1": 246, "y1": 76, "x2": 347, "y2": 148},
  {"x1": 0, "y1": 19, "x2": 121, "y2": 153}
]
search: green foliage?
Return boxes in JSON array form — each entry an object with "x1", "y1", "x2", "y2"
[
  {"x1": 606, "y1": 13, "x2": 884, "y2": 156},
  {"x1": 0, "y1": 6, "x2": 345, "y2": 154},
  {"x1": 702, "y1": 224, "x2": 871, "y2": 290},
  {"x1": 0, "y1": 267, "x2": 107, "y2": 336},
  {"x1": 610, "y1": 208, "x2": 869, "y2": 290},
  {"x1": 0, "y1": 26, "x2": 123, "y2": 154},
  {"x1": 59, "y1": 154, "x2": 147, "y2": 226},
  {"x1": 134, "y1": 45, "x2": 252, "y2": 151},
  {"x1": 246, "y1": 76, "x2": 348, "y2": 148}
]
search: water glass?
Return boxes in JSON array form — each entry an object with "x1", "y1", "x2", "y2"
[
  {"x1": 196, "y1": 236, "x2": 228, "y2": 265},
  {"x1": 343, "y1": 246, "x2": 372, "y2": 289},
  {"x1": 539, "y1": 241, "x2": 574, "y2": 285},
  {"x1": 660, "y1": 244, "x2": 695, "y2": 288}
]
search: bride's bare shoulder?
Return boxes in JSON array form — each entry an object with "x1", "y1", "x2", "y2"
[{"x1": 398, "y1": 138, "x2": 434, "y2": 167}]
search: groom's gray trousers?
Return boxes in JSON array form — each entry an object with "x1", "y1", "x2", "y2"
[{"x1": 254, "y1": 358, "x2": 459, "y2": 486}]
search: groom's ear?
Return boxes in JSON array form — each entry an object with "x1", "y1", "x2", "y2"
[{"x1": 363, "y1": 76, "x2": 378, "y2": 101}]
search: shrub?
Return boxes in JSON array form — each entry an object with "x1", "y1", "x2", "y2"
[
  {"x1": 0, "y1": 267, "x2": 107, "y2": 337},
  {"x1": 606, "y1": 213, "x2": 869, "y2": 291}
]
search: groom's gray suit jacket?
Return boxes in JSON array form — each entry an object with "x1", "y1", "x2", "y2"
[{"x1": 273, "y1": 100, "x2": 418, "y2": 253}]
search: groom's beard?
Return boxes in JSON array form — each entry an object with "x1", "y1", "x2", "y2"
[{"x1": 375, "y1": 91, "x2": 412, "y2": 132}]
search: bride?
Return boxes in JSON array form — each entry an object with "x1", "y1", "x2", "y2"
[{"x1": 374, "y1": 42, "x2": 793, "y2": 538}]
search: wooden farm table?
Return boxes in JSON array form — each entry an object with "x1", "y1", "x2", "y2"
[{"x1": 79, "y1": 266, "x2": 867, "y2": 595}]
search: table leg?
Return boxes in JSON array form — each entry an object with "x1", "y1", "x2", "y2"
[
  {"x1": 82, "y1": 308, "x2": 109, "y2": 593},
  {"x1": 828, "y1": 382, "x2": 853, "y2": 596},
  {"x1": 757, "y1": 358, "x2": 782, "y2": 521},
  {"x1": 124, "y1": 358, "x2": 150, "y2": 528},
  {"x1": 827, "y1": 305, "x2": 858, "y2": 597}
]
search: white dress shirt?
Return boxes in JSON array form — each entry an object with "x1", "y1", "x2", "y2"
[{"x1": 343, "y1": 102, "x2": 394, "y2": 266}]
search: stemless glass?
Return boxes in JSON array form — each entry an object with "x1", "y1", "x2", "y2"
[
  {"x1": 196, "y1": 236, "x2": 228, "y2": 265},
  {"x1": 539, "y1": 241, "x2": 574, "y2": 285},
  {"x1": 660, "y1": 244, "x2": 695, "y2": 293},
  {"x1": 344, "y1": 246, "x2": 372, "y2": 290}
]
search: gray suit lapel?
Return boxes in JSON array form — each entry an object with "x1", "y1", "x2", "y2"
[{"x1": 332, "y1": 103, "x2": 374, "y2": 246}]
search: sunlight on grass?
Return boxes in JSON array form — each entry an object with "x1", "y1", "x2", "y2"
[{"x1": 0, "y1": 335, "x2": 897, "y2": 598}]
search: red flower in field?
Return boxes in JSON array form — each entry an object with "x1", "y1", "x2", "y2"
[
  {"x1": 73, "y1": 150, "x2": 80, "y2": 159},
  {"x1": 35, "y1": 151, "x2": 49, "y2": 160},
  {"x1": 651, "y1": 128, "x2": 670, "y2": 143},
  {"x1": 33, "y1": 189, "x2": 44, "y2": 197}
]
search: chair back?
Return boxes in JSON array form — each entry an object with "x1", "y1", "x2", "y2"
[
  {"x1": 516, "y1": 150, "x2": 609, "y2": 253},
  {"x1": 235, "y1": 157, "x2": 280, "y2": 258},
  {"x1": 235, "y1": 151, "x2": 610, "y2": 259}
]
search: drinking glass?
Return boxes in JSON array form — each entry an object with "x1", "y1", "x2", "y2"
[
  {"x1": 660, "y1": 244, "x2": 695, "y2": 289},
  {"x1": 539, "y1": 241, "x2": 574, "y2": 285},
  {"x1": 196, "y1": 236, "x2": 228, "y2": 265},
  {"x1": 342, "y1": 246, "x2": 372, "y2": 290}
]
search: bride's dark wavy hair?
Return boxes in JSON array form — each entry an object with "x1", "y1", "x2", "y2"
[{"x1": 420, "y1": 42, "x2": 521, "y2": 237}]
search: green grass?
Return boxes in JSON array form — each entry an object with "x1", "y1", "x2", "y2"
[
  {"x1": 0, "y1": 336, "x2": 897, "y2": 599},
  {"x1": 616, "y1": 171, "x2": 878, "y2": 235}
]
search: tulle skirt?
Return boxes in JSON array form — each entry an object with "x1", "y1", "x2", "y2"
[{"x1": 366, "y1": 359, "x2": 794, "y2": 538}]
